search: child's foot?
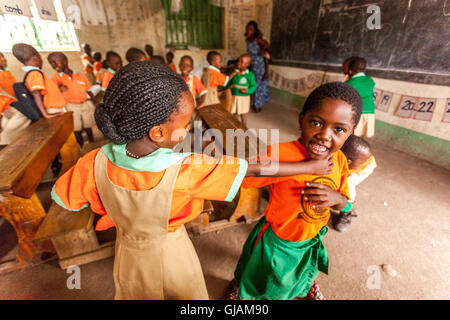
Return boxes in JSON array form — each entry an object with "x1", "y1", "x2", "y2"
[
  {"x1": 307, "y1": 281, "x2": 325, "y2": 300},
  {"x1": 333, "y1": 211, "x2": 358, "y2": 232}
]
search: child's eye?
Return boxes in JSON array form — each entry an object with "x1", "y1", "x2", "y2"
[
  {"x1": 335, "y1": 127, "x2": 346, "y2": 134},
  {"x1": 311, "y1": 120, "x2": 321, "y2": 127}
]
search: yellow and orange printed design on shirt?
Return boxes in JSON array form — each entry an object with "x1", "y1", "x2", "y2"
[
  {"x1": 51, "y1": 71, "x2": 92, "y2": 104},
  {"x1": 51, "y1": 144, "x2": 248, "y2": 232},
  {"x1": 242, "y1": 140, "x2": 350, "y2": 242},
  {"x1": 0, "y1": 68, "x2": 16, "y2": 114},
  {"x1": 25, "y1": 69, "x2": 66, "y2": 110}
]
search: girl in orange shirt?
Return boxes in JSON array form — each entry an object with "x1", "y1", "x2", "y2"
[
  {"x1": 231, "y1": 82, "x2": 363, "y2": 300},
  {"x1": 51, "y1": 61, "x2": 335, "y2": 300}
]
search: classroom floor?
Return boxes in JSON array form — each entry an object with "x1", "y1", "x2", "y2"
[{"x1": 0, "y1": 101, "x2": 449, "y2": 300}]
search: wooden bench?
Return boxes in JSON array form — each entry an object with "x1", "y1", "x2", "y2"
[
  {"x1": 186, "y1": 104, "x2": 264, "y2": 236},
  {"x1": 0, "y1": 113, "x2": 79, "y2": 271}
]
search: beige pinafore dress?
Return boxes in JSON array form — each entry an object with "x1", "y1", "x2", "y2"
[
  {"x1": 202, "y1": 69, "x2": 220, "y2": 106},
  {"x1": 94, "y1": 150, "x2": 209, "y2": 300}
]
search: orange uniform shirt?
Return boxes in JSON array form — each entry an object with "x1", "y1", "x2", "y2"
[
  {"x1": 0, "y1": 68, "x2": 16, "y2": 114},
  {"x1": 24, "y1": 68, "x2": 66, "y2": 110},
  {"x1": 52, "y1": 144, "x2": 248, "y2": 232},
  {"x1": 184, "y1": 74, "x2": 207, "y2": 98},
  {"x1": 51, "y1": 71, "x2": 92, "y2": 104},
  {"x1": 206, "y1": 66, "x2": 229, "y2": 88},
  {"x1": 168, "y1": 62, "x2": 177, "y2": 72},
  {"x1": 242, "y1": 140, "x2": 350, "y2": 242},
  {"x1": 93, "y1": 61, "x2": 102, "y2": 75},
  {"x1": 101, "y1": 69, "x2": 115, "y2": 90},
  {"x1": 81, "y1": 54, "x2": 94, "y2": 75}
]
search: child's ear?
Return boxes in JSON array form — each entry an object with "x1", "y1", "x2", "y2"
[{"x1": 148, "y1": 126, "x2": 165, "y2": 144}]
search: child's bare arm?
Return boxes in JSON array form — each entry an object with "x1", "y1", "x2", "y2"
[
  {"x1": 302, "y1": 182, "x2": 348, "y2": 210},
  {"x1": 196, "y1": 95, "x2": 206, "y2": 109},
  {"x1": 246, "y1": 156, "x2": 334, "y2": 177},
  {"x1": 31, "y1": 91, "x2": 59, "y2": 118}
]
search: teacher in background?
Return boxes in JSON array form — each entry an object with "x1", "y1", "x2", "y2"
[{"x1": 245, "y1": 21, "x2": 272, "y2": 113}]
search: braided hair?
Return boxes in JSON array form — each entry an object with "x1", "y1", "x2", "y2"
[
  {"x1": 95, "y1": 61, "x2": 189, "y2": 144},
  {"x1": 300, "y1": 82, "x2": 363, "y2": 128}
]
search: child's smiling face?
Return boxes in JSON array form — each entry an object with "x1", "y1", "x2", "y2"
[
  {"x1": 48, "y1": 55, "x2": 68, "y2": 73},
  {"x1": 108, "y1": 55, "x2": 123, "y2": 72},
  {"x1": 179, "y1": 57, "x2": 193, "y2": 77},
  {"x1": 299, "y1": 98, "x2": 355, "y2": 160}
]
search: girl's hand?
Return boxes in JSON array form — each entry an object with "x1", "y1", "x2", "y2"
[
  {"x1": 302, "y1": 182, "x2": 348, "y2": 210},
  {"x1": 239, "y1": 88, "x2": 247, "y2": 94},
  {"x1": 304, "y1": 156, "x2": 334, "y2": 175}
]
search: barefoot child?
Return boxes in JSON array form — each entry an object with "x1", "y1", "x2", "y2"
[
  {"x1": 51, "y1": 61, "x2": 335, "y2": 300},
  {"x1": 229, "y1": 53, "x2": 257, "y2": 127},
  {"x1": 332, "y1": 134, "x2": 377, "y2": 232},
  {"x1": 48, "y1": 52, "x2": 96, "y2": 148},
  {"x1": 232, "y1": 82, "x2": 363, "y2": 300}
]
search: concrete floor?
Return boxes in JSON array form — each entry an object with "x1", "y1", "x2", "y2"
[{"x1": 0, "y1": 101, "x2": 449, "y2": 300}]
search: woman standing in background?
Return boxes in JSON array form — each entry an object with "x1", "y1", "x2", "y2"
[{"x1": 245, "y1": 21, "x2": 272, "y2": 113}]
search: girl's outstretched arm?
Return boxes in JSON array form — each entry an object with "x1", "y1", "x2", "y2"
[{"x1": 246, "y1": 156, "x2": 334, "y2": 177}]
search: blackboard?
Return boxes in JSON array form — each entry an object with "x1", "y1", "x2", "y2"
[{"x1": 270, "y1": 0, "x2": 450, "y2": 85}]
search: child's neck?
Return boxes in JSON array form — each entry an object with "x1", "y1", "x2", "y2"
[
  {"x1": 63, "y1": 68, "x2": 72, "y2": 76},
  {"x1": 25, "y1": 63, "x2": 40, "y2": 69},
  {"x1": 126, "y1": 139, "x2": 160, "y2": 158}
]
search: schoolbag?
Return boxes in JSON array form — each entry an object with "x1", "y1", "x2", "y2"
[{"x1": 10, "y1": 70, "x2": 44, "y2": 122}]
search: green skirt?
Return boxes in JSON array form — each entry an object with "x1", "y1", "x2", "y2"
[{"x1": 234, "y1": 217, "x2": 329, "y2": 300}]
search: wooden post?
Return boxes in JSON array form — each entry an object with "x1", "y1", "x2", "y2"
[{"x1": 0, "y1": 192, "x2": 53, "y2": 263}]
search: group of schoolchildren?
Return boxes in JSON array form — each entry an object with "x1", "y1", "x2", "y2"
[{"x1": 0, "y1": 40, "x2": 377, "y2": 301}]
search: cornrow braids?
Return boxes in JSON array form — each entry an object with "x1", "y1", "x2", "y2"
[
  {"x1": 95, "y1": 61, "x2": 189, "y2": 144},
  {"x1": 300, "y1": 82, "x2": 363, "y2": 128}
]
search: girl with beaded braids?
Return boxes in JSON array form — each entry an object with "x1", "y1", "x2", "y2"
[{"x1": 51, "y1": 61, "x2": 336, "y2": 300}]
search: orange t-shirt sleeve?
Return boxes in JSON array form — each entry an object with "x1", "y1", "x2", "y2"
[
  {"x1": 210, "y1": 70, "x2": 228, "y2": 88},
  {"x1": 51, "y1": 149, "x2": 110, "y2": 229},
  {"x1": 182, "y1": 154, "x2": 248, "y2": 202},
  {"x1": 170, "y1": 64, "x2": 177, "y2": 72},
  {"x1": 25, "y1": 71, "x2": 46, "y2": 94},
  {"x1": 193, "y1": 76, "x2": 207, "y2": 96}
]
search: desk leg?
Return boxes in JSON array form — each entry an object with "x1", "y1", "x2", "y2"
[{"x1": 0, "y1": 192, "x2": 52, "y2": 263}]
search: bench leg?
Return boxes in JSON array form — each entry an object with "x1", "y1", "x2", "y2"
[{"x1": 0, "y1": 193, "x2": 53, "y2": 264}]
